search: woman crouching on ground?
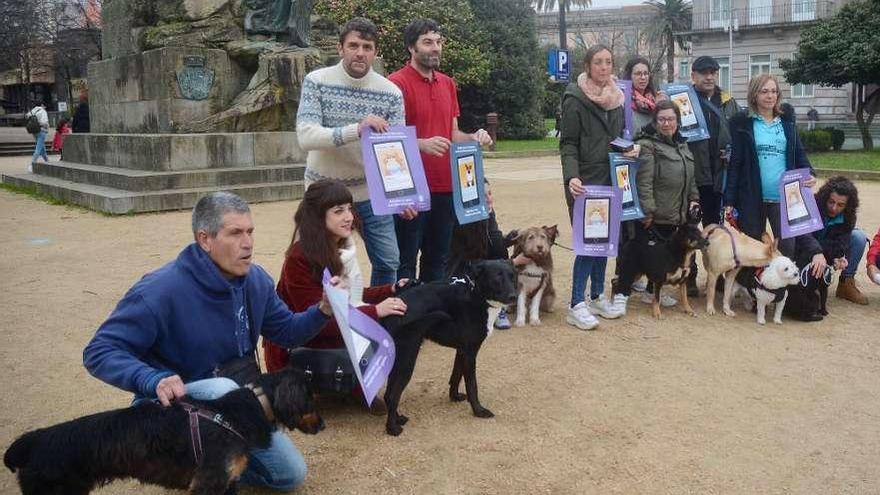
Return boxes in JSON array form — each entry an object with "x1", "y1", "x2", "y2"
[{"x1": 263, "y1": 179, "x2": 407, "y2": 412}]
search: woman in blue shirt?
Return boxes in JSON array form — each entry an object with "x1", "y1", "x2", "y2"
[{"x1": 725, "y1": 74, "x2": 826, "y2": 276}]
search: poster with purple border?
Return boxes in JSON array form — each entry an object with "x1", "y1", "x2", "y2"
[
  {"x1": 450, "y1": 142, "x2": 490, "y2": 225},
  {"x1": 322, "y1": 270, "x2": 396, "y2": 407},
  {"x1": 616, "y1": 79, "x2": 634, "y2": 141},
  {"x1": 609, "y1": 153, "x2": 644, "y2": 221},
  {"x1": 361, "y1": 126, "x2": 431, "y2": 215},
  {"x1": 779, "y1": 168, "x2": 822, "y2": 239},
  {"x1": 661, "y1": 83, "x2": 710, "y2": 142},
  {"x1": 572, "y1": 185, "x2": 622, "y2": 257}
]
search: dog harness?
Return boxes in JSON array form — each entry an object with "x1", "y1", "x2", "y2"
[
  {"x1": 520, "y1": 271, "x2": 548, "y2": 299},
  {"x1": 178, "y1": 401, "x2": 246, "y2": 466},
  {"x1": 705, "y1": 224, "x2": 741, "y2": 268},
  {"x1": 748, "y1": 267, "x2": 787, "y2": 303}
]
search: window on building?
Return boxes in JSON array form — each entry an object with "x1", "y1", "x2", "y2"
[
  {"x1": 710, "y1": 0, "x2": 732, "y2": 28},
  {"x1": 791, "y1": 83, "x2": 815, "y2": 98},
  {"x1": 792, "y1": 0, "x2": 816, "y2": 22},
  {"x1": 750, "y1": 0, "x2": 772, "y2": 24},
  {"x1": 679, "y1": 60, "x2": 689, "y2": 80},
  {"x1": 715, "y1": 56, "x2": 731, "y2": 90},
  {"x1": 749, "y1": 54, "x2": 771, "y2": 79}
]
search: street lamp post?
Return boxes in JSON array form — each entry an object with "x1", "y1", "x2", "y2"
[{"x1": 725, "y1": 12, "x2": 739, "y2": 88}]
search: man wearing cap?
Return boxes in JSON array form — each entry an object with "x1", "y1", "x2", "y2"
[{"x1": 686, "y1": 55, "x2": 740, "y2": 295}]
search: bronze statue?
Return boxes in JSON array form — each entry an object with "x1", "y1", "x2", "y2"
[{"x1": 244, "y1": 0, "x2": 316, "y2": 48}]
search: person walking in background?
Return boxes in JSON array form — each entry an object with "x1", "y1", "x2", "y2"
[
  {"x1": 26, "y1": 103, "x2": 50, "y2": 168},
  {"x1": 559, "y1": 44, "x2": 638, "y2": 330},
  {"x1": 52, "y1": 118, "x2": 71, "y2": 157},
  {"x1": 389, "y1": 18, "x2": 492, "y2": 283},
  {"x1": 806, "y1": 107, "x2": 819, "y2": 131}
]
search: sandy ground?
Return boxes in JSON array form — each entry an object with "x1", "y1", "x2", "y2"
[{"x1": 1, "y1": 153, "x2": 879, "y2": 495}]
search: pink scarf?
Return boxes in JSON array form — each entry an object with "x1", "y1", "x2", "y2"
[
  {"x1": 577, "y1": 72, "x2": 624, "y2": 111},
  {"x1": 632, "y1": 89, "x2": 656, "y2": 114}
]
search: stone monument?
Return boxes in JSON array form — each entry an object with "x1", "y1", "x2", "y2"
[{"x1": 2, "y1": 0, "x2": 332, "y2": 213}]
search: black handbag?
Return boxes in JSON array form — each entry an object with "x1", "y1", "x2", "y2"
[
  {"x1": 288, "y1": 348, "x2": 357, "y2": 394},
  {"x1": 215, "y1": 353, "x2": 261, "y2": 387}
]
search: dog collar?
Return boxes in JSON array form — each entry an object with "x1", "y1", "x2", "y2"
[{"x1": 245, "y1": 384, "x2": 275, "y2": 423}]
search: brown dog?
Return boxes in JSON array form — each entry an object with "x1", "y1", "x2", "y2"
[
  {"x1": 510, "y1": 225, "x2": 557, "y2": 327},
  {"x1": 702, "y1": 224, "x2": 777, "y2": 317}
]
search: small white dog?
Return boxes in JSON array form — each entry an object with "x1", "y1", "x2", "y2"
[{"x1": 732, "y1": 255, "x2": 800, "y2": 325}]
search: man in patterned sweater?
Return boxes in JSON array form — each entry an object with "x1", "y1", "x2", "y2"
[{"x1": 296, "y1": 17, "x2": 405, "y2": 285}]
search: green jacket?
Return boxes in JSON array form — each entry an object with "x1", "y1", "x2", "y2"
[
  {"x1": 636, "y1": 124, "x2": 699, "y2": 226},
  {"x1": 559, "y1": 82, "x2": 624, "y2": 197}
]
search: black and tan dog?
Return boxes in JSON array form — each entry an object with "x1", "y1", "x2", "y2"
[
  {"x1": 615, "y1": 223, "x2": 709, "y2": 318},
  {"x1": 381, "y1": 259, "x2": 518, "y2": 436},
  {"x1": 4, "y1": 368, "x2": 322, "y2": 495}
]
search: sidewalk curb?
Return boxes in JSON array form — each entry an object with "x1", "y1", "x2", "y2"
[
  {"x1": 484, "y1": 149, "x2": 559, "y2": 159},
  {"x1": 814, "y1": 168, "x2": 880, "y2": 181}
]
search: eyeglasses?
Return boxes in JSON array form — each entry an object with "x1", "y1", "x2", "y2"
[
  {"x1": 632, "y1": 71, "x2": 650, "y2": 77},
  {"x1": 656, "y1": 117, "x2": 677, "y2": 124},
  {"x1": 759, "y1": 88, "x2": 779, "y2": 95}
]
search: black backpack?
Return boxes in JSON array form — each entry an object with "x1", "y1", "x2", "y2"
[{"x1": 25, "y1": 114, "x2": 41, "y2": 135}]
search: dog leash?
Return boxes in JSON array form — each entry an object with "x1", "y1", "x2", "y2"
[
  {"x1": 552, "y1": 240, "x2": 574, "y2": 252},
  {"x1": 798, "y1": 262, "x2": 833, "y2": 287},
  {"x1": 178, "y1": 401, "x2": 247, "y2": 465}
]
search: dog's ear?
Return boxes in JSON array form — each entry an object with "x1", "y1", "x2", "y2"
[
  {"x1": 503, "y1": 229, "x2": 520, "y2": 248},
  {"x1": 543, "y1": 224, "x2": 559, "y2": 243}
]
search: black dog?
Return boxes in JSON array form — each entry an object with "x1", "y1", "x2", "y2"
[
  {"x1": 380, "y1": 259, "x2": 518, "y2": 436},
  {"x1": 783, "y1": 251, "x2": 831, "y2": 322},
  {"x1": 615, "y1": 223, "x2": 709, "y2": 318},
  {"x1": 4, "y1": 368, "x2": 323, "y2": 495}
]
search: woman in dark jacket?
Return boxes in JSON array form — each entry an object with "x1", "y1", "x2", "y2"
[
  {"x1": 724, "y1": 74, "x2": 825, "y2": 276},
  {"x1": 560, "y1": 44, "x2": 636, "y2": 329}
]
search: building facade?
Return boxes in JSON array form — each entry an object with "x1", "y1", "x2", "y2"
[{"x1": 679, "y1": 0, "x2": 854, "y2": 121}]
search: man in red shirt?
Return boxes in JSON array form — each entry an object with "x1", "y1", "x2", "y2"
[{"x1": 389, "y1": 18, "x2": 492, "y2": 282}]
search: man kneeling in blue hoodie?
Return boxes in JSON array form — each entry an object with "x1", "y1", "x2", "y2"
[{"x1": 83, "y1": 191, "x2": 334, "y2": 492}]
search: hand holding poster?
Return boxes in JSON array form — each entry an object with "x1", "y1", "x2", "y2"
[
  {"x1": 362, "y1": 126, "x2": 431, "y2": 215},
  {"x1": 661, "y1": 83, "x2": 710, "y2": 142},
  {"x1": 609, "y1": 153, "x2": 644, "y2": 221},
  {"x1": 451, "y1": 142, "x2": 490, "y2": 225},
  {"x1": 572, "y1": 185, "x2": 622, "y2": 257},
  {"x1": 322, "y1": 269, "x2": 396, "y2": 406},
  {"x1": 779, "y1": 168, "x2": 822, "y2": 239}
]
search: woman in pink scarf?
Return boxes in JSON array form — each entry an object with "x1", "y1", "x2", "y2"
[{"x1": 623, "y1": 56, "x2": 657, "y2": 134}]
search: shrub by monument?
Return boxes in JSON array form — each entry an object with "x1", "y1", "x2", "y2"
[{"x1": 800, "y1": 129, "x2": 833, "y2": 153}]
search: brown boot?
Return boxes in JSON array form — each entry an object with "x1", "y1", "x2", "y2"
[{"x1": 836, "y1": 277, "x2": 868, "y2": 305}]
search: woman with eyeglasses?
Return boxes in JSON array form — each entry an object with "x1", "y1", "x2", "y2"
[
  {"x1": 611, "y1": 100, "x2": 700, "y2": 312},
  {"x1": 622, "y1": 56, "x2": 658, "y2": 135},
  {"x1": 725, "y1": 74, "x2": 826, "y2": 278}
]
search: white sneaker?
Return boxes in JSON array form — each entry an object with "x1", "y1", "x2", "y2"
[
  {"x1": 611, "y1": 293, "x2": 628, "y2": 316},
  {"x1": 631, "y1": 278, "x2": 648, "y2": 292},
  {"x1": 641, "y1": 292, "x2": 678, "y2": 307},
  {"x1": 566, "y1": 302, "x2": 599, "y2": 330},
  {"x1": 589, "y1": 295, "x2": 623, "y2": 319}
]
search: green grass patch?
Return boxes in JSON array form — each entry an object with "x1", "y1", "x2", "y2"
[
  {"x1": 0, "y1": 182, "x2": 99, "y2": 213},
  {"x1": 544, "y1": 118, "x2": 555, "y2": 132},
  {"x1": 810, "y1": 150, "x2": 880, "y2": 171},
  {"x1": 493, "y1": 137, "x2": 559, "y2": 152}
]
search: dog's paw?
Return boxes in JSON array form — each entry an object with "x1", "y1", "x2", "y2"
[
  {"x1": 685, "y1": 310, "x2": 697, "y2": 317},
  {"x1": 773, "y1": 318, "x2": 783, "y2": 325},
  {"x1": 706, "y1": 305, "x2": 716, "y2": 316},
  {"x1": 529, "y1": 318, "x2": 541, "y2": 326},
  {"x1": 449, "y1": 391, "x2": 466, "y2": 402},
  {"x1": 397, "y1": 414, "x2": 409, "y2": 425},
  {"x1": 386, "y1": 423, "x2": 403, "y2": 436},
  {"x1": 723, "y1": 308, "x2": 736, "y2": 317},
  {"x1": 473, "y1": 407, "x2": 495, "y2": 418},
  {"x1": 514, "y1": 318, "x2": 526, "y2": 327},
  {"x1": 757, "y1": 318, "x2": 766, "y2": 325}
]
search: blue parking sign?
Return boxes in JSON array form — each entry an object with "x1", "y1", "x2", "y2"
[{"x1": 548, "y1": 49, "x2": 570, "y2": 82}]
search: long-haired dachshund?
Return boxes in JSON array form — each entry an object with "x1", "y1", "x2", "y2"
[{"x1": 4, "y1": 368, "x2": 323, "y2": 495}]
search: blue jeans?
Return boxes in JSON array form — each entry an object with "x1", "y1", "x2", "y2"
[
  {"x1": 843, "y1": 228, "x2": 867, "y2": 278},
  {"x1": 570, "y1": 255, "x2": 608, "y2": 307},
  {"x1": 395, "y1": 193, "x2": 456, "y2": 282},
  {"x1": 354, "y1": 200, "x2": 400, "y2": 286},
  {"x1": 184, "y1": 378, "x2": 307, "y2": 491},
  {"x1": 32, "y1": 129, "x2": 48, "y2": 164}
]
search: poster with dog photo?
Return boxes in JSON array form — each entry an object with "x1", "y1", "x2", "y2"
[
  {"x1": 661, "y1": 83, "x2": 710, "y2": 142},
  {"x1": 572, "y1": 185, "x2": 622, "y2": 257},
  {"x1": 450, "y1": 142, "x2": 490, "y2": 225},
  {"x1": 361, "y1": 126, "x2": 431, "y2": 215},
  {"x1": 779, "y1": 168, "x2": 822, "y2": 239},
  {"x1": 322, "y1": 269, "x2": 396, "y2": 407},
  {"x1": 609, "y1": 153, "x2": 644, "y2": 221}
]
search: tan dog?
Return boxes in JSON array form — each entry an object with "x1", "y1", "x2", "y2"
[
  {"x1": 510, "y1": 225, "x2": 557, "y2": 327},
  {"x1": 701, "y1": 224, "x2": 777, "y2": 316}
]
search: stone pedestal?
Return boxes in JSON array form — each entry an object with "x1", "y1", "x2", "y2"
[{"x1": 89, "y1": 47, "x2": 248, "y2": 133}]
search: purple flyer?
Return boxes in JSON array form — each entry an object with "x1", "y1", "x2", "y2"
[
  {"x1": 616, "y1": 79, "x2": 634, "y2": 141},
  {"x1": 609, "y1": 153, "x2": 644, "y2": 221},
  {"x1": 779, "y1": 168, "x2": 822, "y2": 239},
  {"x1": 571, "y1": 185, "x2": 622, "y2": 257},
  {"x1": 361, "y1": 126, "x2": 431, "y2": 215},
  {"x1": 322, "y1": 269, "x2": 396, "y2": 407}
]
